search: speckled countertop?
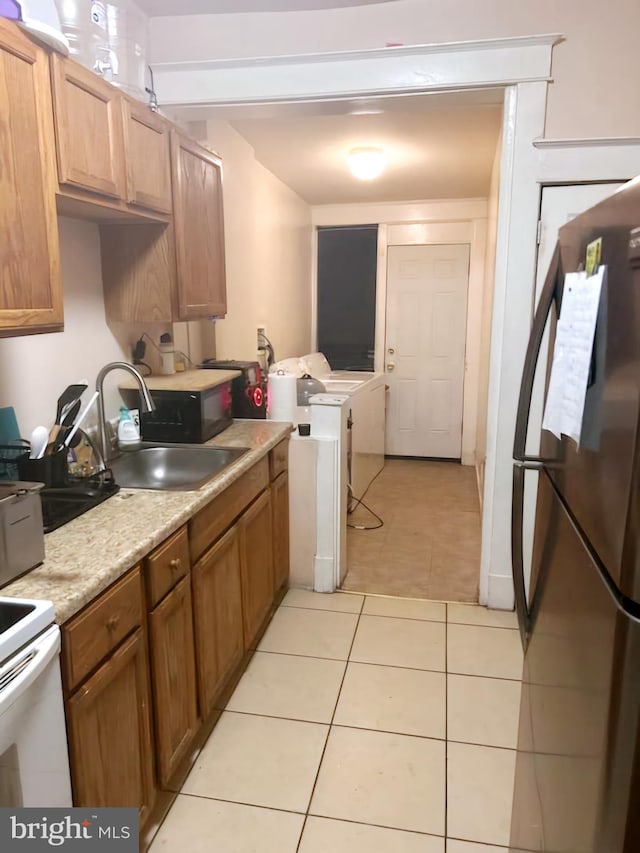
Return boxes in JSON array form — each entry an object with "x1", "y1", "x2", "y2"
[{"x1": 1, "y1": 420, "x2": 292, "y2": 624}]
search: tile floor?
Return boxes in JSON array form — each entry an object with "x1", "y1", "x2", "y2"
[
  {"x1": 150, "y1": 589, "x2": 522, "y2": 852},
  {"x1": 343, "y1": 459, "x2": 481, "y2": 602}
]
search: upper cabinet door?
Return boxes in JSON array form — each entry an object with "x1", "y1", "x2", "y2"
[
  {"x1": 0, "y1": 20, "x2": 63, "y2": 335},
  {"x1": 123, "y1": 100, "x2": 172, "y2": 214},
  {"x1": 171, "y1": 132, "x2": 227, "y2": 319},
  {"x1": 50, "y1": 54, "x2": 125, "y2": 199}
]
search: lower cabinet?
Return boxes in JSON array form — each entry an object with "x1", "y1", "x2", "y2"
[
  {"x1": 148, "y1": 575, "x2": 199, "y2": 787},
  {"x1": 65, "y1": 628, "x2": 155, "y2": 823},
  {"x1": 239, "y1": 488, "x2": 274, "y2": 648},
  {"x1": 62, "y1": 448, "x2": 289, "y2": 835},
  {"x1": 192, "y1": 526, "x2": 244, "y2": 718}
]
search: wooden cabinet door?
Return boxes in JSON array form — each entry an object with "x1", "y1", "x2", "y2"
[
  {"x1": 149, "y1": 576, "x2": 199, "y2": 786},
  {"x1": 171, "y1": 132, "x2": 227, "y2": 319},
  {"x1": 0, "y1": 20, "x2": 62, "y2": 335},
  {"x1": 66, "y1": 629, "x2": 155, "y2": 823},
  {"x1": 123, "y1": 99, "x2": 172, "y2": 214},
  {"x1": 50, "y1": 53, "x2": 125, "y2": 199},
  {"x1": 272, "y1": 471, "x2": 290, "y2": 593},
  {"x1": 192, "y1": 526, "x2": 244, "y2": 718},
  {"x1": 239, "y1": 489, "x2": 274, "y2": 649}
]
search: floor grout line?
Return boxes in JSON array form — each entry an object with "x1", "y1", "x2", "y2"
[
  {"x1": 282, "y1": 603, "x2": 447, "y2": 623},
  {"x1": 176, "y1": 789, "x2": 307, "y2": 817},
  {"x1": 305, "y1": 812, "x2": 447, "y2": 839},
  {"x1": 210, "y1": 707, "x2": 519, "y2": 751},
  {"x1": 236, "y1": 644, "x2": 523, "y2": 681},
  {"x1": 295, "y1": 592, "x2": 365, "y2": 852}
]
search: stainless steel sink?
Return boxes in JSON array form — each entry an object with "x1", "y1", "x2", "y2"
[{"x1": 109, "y1": 444, "x2": 250, "y2": 491}]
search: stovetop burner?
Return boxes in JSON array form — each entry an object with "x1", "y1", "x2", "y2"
[{"x1": 40, "y1": 481, "x2": 120, "y2": 533}]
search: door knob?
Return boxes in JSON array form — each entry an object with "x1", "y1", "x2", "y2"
[
  {"x1": 387, "y1": 363, "x2": 395, "y2": 371},
  {"x1": 387, "y1": 347, "x2": 395, "y2": 355}
]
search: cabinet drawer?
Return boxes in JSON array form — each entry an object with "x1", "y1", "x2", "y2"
[
  {"x1": 146, "y1": 526, "x2": 190, "y2": 607},
  {"x1": 63, "y1": 566, "x2": 143, "y2": 692},
  {"x1": 269, "y1": 438, "x2": 289, "y2": 480},
  {"x1": 189, "y1": 458, "x2": 269, "y2": 563}
]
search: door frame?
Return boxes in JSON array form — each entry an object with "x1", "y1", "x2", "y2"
[{"x1": 154, "y1": 36, "x2": 640, "y2": 608}]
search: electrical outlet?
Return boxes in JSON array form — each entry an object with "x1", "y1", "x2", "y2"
[{"x1": 257, "y1": 325, "x2": 266, "y2": 349}]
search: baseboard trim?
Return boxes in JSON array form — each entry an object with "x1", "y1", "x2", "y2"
[{"x1": 483, "y1": 572, "x2": 515, "y2": 610}]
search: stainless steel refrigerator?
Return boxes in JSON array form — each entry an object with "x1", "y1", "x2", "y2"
[{"x1": 511, "y1": 180, "x2": 640, "y2": 852}]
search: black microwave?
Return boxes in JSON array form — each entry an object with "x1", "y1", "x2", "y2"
[{"x1": 139, "y1": 381, "x2": 233, "y2": 444}]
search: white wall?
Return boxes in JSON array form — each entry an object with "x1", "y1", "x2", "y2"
[
  {"x1": 202, "y1": 120, "x2": 313, "y2": 363},
  {"x1": 0, "y1": 218, "x2": 150, "y2": 441},
  {"x1": 475, "y1": 133, "x2": 502, "y2": 498},
  {"x1": 149, "y1": 0, "x2": 640, "y2": 140},
  {"x1": 312, "y1": 198, "x2": 487, "y2": 466}
]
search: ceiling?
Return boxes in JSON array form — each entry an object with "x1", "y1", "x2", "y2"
[
  {"x1": 222, "y1": 91, "x2": 504, "y2": 205},
  {"x1": 136, "y1": 0, "x2": 398, "y2": 16}
]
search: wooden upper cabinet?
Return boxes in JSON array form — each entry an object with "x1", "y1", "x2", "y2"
[
  {"x1": 123, "y1": 99, "x2": 172, "y2": 214},
  {"x1": 0, "y1": 20, "x2": 63, "y2": 335},
  {"x1": 50, "y1": 53, "x2": 125, "y2": 200},
  {"x1": 171, "y1": 132, "x2": 227, "y2": 318}
]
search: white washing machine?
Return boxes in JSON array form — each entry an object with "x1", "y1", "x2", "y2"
[{"x1": 270, "y1": 352, "x2": 386, "y2": 503}]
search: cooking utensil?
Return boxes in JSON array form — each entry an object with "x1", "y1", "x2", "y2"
[
  {"x1": 47, "y1": 383, "x2": 88, "y2": 454},
  {"x1": 55, "y1": 383, "x2": 87, "y2": 425},
  {"x1": 54, "y1": 399, "x2": 81, "y2": 451},
  {"x1": 29, "y1": 425, "x2": 49, "y2": 459},
  {"x1": 64, "y1": 391, "x2": 99, "y2": 449}
]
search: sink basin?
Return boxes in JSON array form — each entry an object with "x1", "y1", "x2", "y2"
[{"x1": 109, "y1": 444, "x2": 250, "y2": 491}]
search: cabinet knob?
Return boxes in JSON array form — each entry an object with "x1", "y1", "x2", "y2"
[
  {"x1": 169, "y1": 557, "x2": 181, "y2": 571},
  {"x1": 105, "y1": 614, "x2": 120, "y2": 632}
]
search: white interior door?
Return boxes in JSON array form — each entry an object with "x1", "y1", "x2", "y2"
[
  {"x1": 522, "y1": 182, "x2": 624, "y2": 593},
  {"x1": 385, "y1": 243, "x2": 470, "y2": 458}
]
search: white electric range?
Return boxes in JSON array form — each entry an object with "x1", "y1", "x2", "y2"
[{"x1": 0, "y1": 596, "x2": 72, "y2": 806}]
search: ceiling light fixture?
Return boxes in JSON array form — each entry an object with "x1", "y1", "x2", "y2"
[{"x1": 348, "y1": 146, "x2": 386, "y2": 180}]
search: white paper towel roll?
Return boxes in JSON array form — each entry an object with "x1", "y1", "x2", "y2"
[{"x1": 267, "y1": 372, "x2": 297, "y2": 422}]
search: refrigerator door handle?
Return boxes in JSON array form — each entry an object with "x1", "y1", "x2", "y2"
[
  {"x1": 513, "y1": 243, "x2": 561, "y2": 462},
  {"x1": 512, "y1": 462, "x2": 531, "y2": 647},
  {"x1": 512, "y1": 244, "x2": 562, "y2": 648},
  {"x1": 514, "y1": 459, "x2": 544, "y2": 470}
]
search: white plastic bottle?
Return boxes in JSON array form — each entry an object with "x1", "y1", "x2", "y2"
[
  {"x1": 117, "y1": 405, "x2": 140, "y2": 451},
  {"x1": 159, "y1": 332, "x2": 176, "y2": 375}
]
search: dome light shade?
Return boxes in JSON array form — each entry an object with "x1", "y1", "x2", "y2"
[{"x1": 348, "y1": 146, "x2": 386, "y2": 180}]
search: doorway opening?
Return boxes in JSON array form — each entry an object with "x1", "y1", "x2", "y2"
[
  {"x1": 206, "y1": 88, "x2": 503, "y2": 601},
  {"x1": 302, "y1": 93, "x2": 503, "y2": 600}
]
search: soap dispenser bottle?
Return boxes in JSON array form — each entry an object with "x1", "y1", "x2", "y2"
[{"x1": 117, "y1": 405, "x2": 140, "y2": 451}]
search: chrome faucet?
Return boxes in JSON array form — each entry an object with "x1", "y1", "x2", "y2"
[{"x1": 96, "y1": 362, "x2": 156, "y2": 463}]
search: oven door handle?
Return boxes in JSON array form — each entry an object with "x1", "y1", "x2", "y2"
[{"x1": 0, "y1": 626, "x2": 60, "y2": 715}]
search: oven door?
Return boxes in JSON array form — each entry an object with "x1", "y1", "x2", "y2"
[{"x1": 0, "y1": 625, "x2": 72, "y2": 806}]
